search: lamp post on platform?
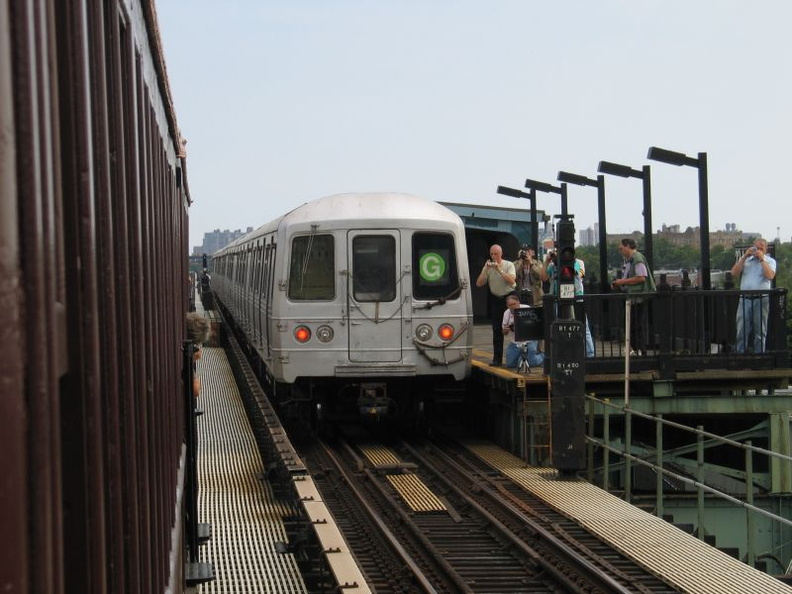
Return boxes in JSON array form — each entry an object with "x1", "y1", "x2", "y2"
[
  {"x1": 597, "y1": 160, "x2": 654, "y2": 272},
  {"x1": 496, "y1": 185, "x2": 539, "y2": 250},
  {"x1": 557, "y1": 171, "x2": 608, "y2": 294},
  {"x1": 647, "y1": 146, "x2": 711, "y2": 290},
  {"x1": 524, "y1": 178, "x2": 568, "y2": 219}
]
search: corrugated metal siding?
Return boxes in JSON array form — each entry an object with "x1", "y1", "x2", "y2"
[{"x1": 2, "y1": 1, "x2": 190, "y2": 593}]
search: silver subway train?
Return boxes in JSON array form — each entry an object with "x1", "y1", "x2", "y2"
[{"x1": 211, "y1": 192, "x2": 473, "y2": 423}]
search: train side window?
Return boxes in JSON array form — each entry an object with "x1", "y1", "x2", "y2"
[
  {"x1": 412, "y1": 232, "x2": 459, "y2": 300},
  {"x1": 352, "y1": 235, "x2": 396, "y2": 302},
  {"x1": 288, "y1": 234, "x2": 335, "y2": 300}
]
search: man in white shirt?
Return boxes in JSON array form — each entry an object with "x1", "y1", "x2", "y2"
[
  {"x1": 476, "y1": 244, "x2": 517, "y2": 366},
  {"x1": 730, "y1": 238, "x2": 777, "y2": 353}
]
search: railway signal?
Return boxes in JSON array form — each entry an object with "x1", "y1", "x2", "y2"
[
  {"x1": 550, "y1": 319, "x2": 586, "y2": 473},
  {"x1": 556, "y1": 216, "x2": 576, "y2": 302},
  {"x1": 550, "y1": 214, "x2": 585, "y2": 474}
]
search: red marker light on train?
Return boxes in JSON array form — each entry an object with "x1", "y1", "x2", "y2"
[
  {"x1": 294, "y1": 326, "x2": 311, "y2": 343},
  {"x1": 438, "y1": 324, "x2": 455, "y2": 341}
]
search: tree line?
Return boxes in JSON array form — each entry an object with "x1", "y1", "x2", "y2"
[{"x1": 575, "y1": 236, "x2": 791, "y2": 291}]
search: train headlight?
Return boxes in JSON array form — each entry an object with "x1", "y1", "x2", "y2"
[
  {"x1": 294, "y1": 326, "x2": 311, "y2": 343},
  {"x1": 316, "y1": 325, "x2": 334, "y2": 343},
  {"x1": 438, "y1": 324, "x2": 455, "y2": 341},
  {"x1": 415, "y1": 324, "x2": 433, "y2": 342}
]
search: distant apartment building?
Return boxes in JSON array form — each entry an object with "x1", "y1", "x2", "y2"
[
  {"x1": 192, "y1": 227, "x2": 253, "y2": 256},
  {"x1": 654, "y1": 223, "x2": 750, "y2": 249},
  {"x1": 578, "y1": 223, "x2": 598, "y2": 247},
  {"x1": 605, "y1": 230, "x2": 645, "y2": 246},
  {"x1": 572, "y1": 222, "x2": 756, "y2": 249}
]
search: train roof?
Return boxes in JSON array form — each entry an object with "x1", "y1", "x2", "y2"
[
  {"x1": 285, "y1": 193, "x2": 461, "y2": 224},
  {"x1": 217, "y1": 193, "x2": 463, "y2": 254}
]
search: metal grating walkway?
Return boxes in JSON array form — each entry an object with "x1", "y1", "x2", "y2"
[
  {"x1": 195, "y1": 348, "x2": 308, "y2": 594},
  {"x1": 360, "y1": 443, "x2": 446, "y2": 512},
  {"x1": 466, "y1": 440, "x2": 792, "y2": 594},
  {"x1": 386, "y1": 474, "x2": 448, "y2": 513},
  {"x1": 359, "y1": 443, "x2": 402, "y2": 467}
]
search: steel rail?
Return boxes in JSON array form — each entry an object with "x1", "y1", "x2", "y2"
[
  {"x1": 318, "y1": 439, "x2": 442, "y2": 593},
  {"x1": 402, "y1": 441, "x2": 639, "y2": 594}
]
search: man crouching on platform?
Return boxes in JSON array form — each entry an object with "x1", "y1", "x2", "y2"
[{"x1": 502, "y1": 293, "x2": 545, "y2": 370}]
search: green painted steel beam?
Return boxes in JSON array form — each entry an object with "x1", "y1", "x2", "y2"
[
  {"x1": 590, "y1": 394, "x2": 792, "y2": 416},
  {"x1": 769, "y1": 412, "x2": 792, "y2": 494}
]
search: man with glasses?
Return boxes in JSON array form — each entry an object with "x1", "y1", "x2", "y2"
[{"x1": 476, "y1": 244, "x2": 516, "y2": 366}]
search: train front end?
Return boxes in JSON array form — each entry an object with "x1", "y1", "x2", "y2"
[{"x1": 273, "y1": 195, "x2": 473, "y2": 423}]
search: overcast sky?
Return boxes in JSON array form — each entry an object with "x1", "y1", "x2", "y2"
[{"x1": 155, "y1": 1, "x2": 791, "y2": 251}]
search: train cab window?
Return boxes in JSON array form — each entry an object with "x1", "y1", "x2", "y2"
[
  {"x1": 352, "y1": 236, "x2": 396, "y2": 302},
  {"x1": 412, "y1": 232, "x2": 459, "y2": 300},
  {"x1": 288, "y1": 235, "x2": 335, "y2": 300}
]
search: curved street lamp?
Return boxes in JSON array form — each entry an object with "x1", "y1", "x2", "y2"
[
  {"x1": 597, "y1": 160, "x2": 654, "y2": 272},
  {"x1": 647, "y1": 146, "x2": 710, "y2": 290},
  {"x1": 524, "y1": 178, "x2": 568, "y2": 217},
  {"x1": 557, "y1": 171, "x2": 608, "y2": 294},
  {"x1": 496, "y1": 185, "x2": 539, "y2": 251}
]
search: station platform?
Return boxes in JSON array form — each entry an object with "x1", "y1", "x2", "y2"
[
  {"x1": 470, "y1": 321, "x2": 792, "y2": 405},
  {"x1": 191, "y1": 345, "x2": 308, "y2": 593},
  {"x1": 190, "y1": 302, "x2": 368, "y2": 594}
]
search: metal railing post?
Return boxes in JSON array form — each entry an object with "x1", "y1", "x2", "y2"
[
  {"x1": 656, "y1": 414, "x2": 664, "y2": 519},
  {"x1": 587, "y1": 399, "x2": 595, "y2": 482},
  {"x1": 746, "y1": 441, "x2": 755, "y2": 567},
  {"x1": 603, "y1": 406, "x2": 610, "y2": 491},
  {"x1": 625, "y1": 409, "x2": 632, "y2": 502},
  {"x1": 183, "y1": 340, "x2": 200, "y2": 561},
  {"x1": 697, "y1": 425, "x2": 705, "y2": 541}
]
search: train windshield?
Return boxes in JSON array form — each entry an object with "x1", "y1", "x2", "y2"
[
  {"x1": 288, "y1": 234, "x2": 335, "y2": 300},
  {"x1": 412, "y1": 232, "x2": 459, "y2": 300},
  {"x1": 352, "y1": 235, "x2": 396, "y2": 302}
]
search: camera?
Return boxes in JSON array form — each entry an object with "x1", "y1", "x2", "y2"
[
  {"x1": 486, "y1": 260, "x2": 496, "y2": 267},
  {"x1": 547, "y1": 251, "x2": 556, "y2": 262},
  {"x1": 749, "y1": 247, "x2": 758, "y2": 254},
  {"x1": 518, "y1": 250, "x2": 527, "y2": 259}
]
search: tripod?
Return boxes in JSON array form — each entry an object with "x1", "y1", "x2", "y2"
[
  {"x1": 516, "y1": 342, "x2": 532, "y2": 374},
  {"x1": 513, "y1": 305, "x2": 543, "y2": 375}
]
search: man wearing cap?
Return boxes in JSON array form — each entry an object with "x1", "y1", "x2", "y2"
[{"x1": 513, "y1": 244, "x2": 546, "y2": 307}]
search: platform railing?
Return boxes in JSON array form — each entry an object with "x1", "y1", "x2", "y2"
[
  {"x1": 585, "y1": 395, "x2": 792, "y2": 572},
  {"x1": 542, "y1": 288, "x2": 789, "y2": 375}
]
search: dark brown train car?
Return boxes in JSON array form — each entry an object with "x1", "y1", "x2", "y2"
[{"x1": 1, "y1": 1, "x2": 195, "y2": 593}]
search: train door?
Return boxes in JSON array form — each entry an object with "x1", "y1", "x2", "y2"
[
  {"x1": 347, "y1": 231, "x2": 402, "y2": 362},
  {"x1": 262, "y1": 240, "x2": 275, "y2": 357}
]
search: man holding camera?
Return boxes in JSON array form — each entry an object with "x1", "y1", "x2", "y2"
[
  {"x1": 731, "y1": 238, "x2": 776, "y2": 353},
  {"x1": 513, "y1": 244, "x2": 546, "y2": 307},
  {"x1": 540, "y1": 237, "x2": 556, "y2": 294},
  {"x1": 476, "y1": 244, "x2": 516, "y2": 366}
]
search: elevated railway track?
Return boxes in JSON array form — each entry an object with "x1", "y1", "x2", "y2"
[
  {"x1": 217, "y1": 320, "x2": 792, "y2": 593},
  {"x1": 298, "y1": 433, "x2": 680, "y2": 593}
]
